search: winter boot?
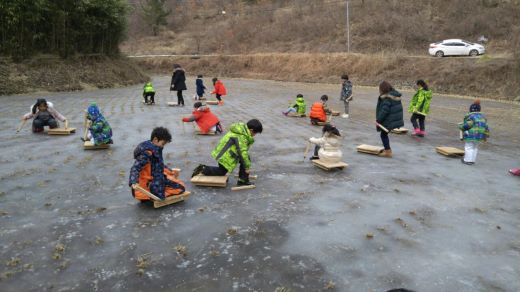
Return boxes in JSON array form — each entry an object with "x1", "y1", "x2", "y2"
[
  {"x1": 509, "y1": 168, "x2": 520, "y2": 176},
  {"x1": 191, "y1": 164, "x2": 205, "y2": 177},
  {"x1": 237, "y1": 178, "x2": 254, "y2": 186},
  {"x1": 378, "y1": 149, "x2": 393, "y2": 158},
  {"x1": 411, "y1": 128, "x2": 420, "y2": 136},
  {"x1": 418, "y1": 130, "x2": 426, "y2": 137}
]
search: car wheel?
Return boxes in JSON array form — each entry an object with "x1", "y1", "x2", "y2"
[
  {"x1": 469, "y1": 49, "x2": 479, "y2": 57},
  {"x1": 435, "y1": 51, "x2": 444, "y2": 57}
]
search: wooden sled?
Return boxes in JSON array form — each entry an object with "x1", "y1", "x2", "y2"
[
  {"x1": 331, "y1": 110, "x2": 340, "y2": 116},
  {"x1": 195, "y1": 130, "x2": 216, "y2": 135},
  {"x1": 356, "y1": 144, "x2": 384, "y2": 155},
  {"x1": 84, "y1": 141, "x2": 110, "y2": 150},
  {"x1": 142, "y1": 101, "x2": 155, "y2": 105},
  {"x1": 391, "y1": 127, "x2": 409, "y2": 134},
  {"x1": 312, "y1": 159, "x2": 348, "y2": 171},
  {"x1": 48, "y1": 127, "x2": 76, "y2": 135},
  {"x1": 132, "y1": 184, "x2": 190, "y2": 208},
  {"x1": 167, "y1": 102, "x2": 179, "y2": 106},
  {"x1": 206, "y1": 100, "x2": 220, "y2": 105},
  {"x1": 287, "y1": 112, "x2": 306, "y2": 118},
  {"x1": 231, "y1": 185, "x2": 256, "y2": 191},
  {"x1": 191, "y1": 174, "x2": 229, "y2": 187},
  {"x1": 436, "y1": 146, "x2": 464, "y2": 157},
  {"x1": 233, "y1": 174, "x2": 257, "y2": 180}
]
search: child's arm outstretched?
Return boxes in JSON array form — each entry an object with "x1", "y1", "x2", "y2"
[
  {"x1": 129, "y1": 152, "x2": 151, "y2": 187},
  {"x1": 309, "y1": 136, "x2": 325, "y2": 146}
]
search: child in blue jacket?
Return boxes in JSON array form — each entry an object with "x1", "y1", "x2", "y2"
[{"x1": 195, "y1": 75, "x2": 206, "y2": 100}]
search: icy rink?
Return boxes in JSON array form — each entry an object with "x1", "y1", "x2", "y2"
[{"x1": 0, "y1": 76, "x2": 519, "y2": 291}]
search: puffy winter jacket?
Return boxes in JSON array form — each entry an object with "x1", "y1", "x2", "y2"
[
  {"x1": 310, "y1": 102, "x2": 327, "y2": 122},
  {"x1": 376, "y1": 90, "x2": 404, "y2": 131},
  {"x1": 23, "y1": 101, "x2": 66, "y2": 122},
  {"x1": 309, "y1": 133, "x2": 342, "y2": 163},
  {"x1": 292, "y1": 96, "x2": 306, "y2": 115},
  {"x1": 143, "y1": 82, "x2": 155, "y2": 93},
  {"x1": 211, "y1": 80, "x2": 227, "y2": 96},
  {"x1": 171, "y1": 68, "x2": 187, "y2": 91},
  {"x1": 408, "y1": 88, "x2": 432, "y2": 116},
  {"x1": 184, "y1": 106, "x2": 220, "y2": 133},
  {"x1": 459, "y1": 112, "x2": 490, "y2": 142},
  {"x1": 87, "y1": 103, "x2": 112, "y2": 145},
  {"x1": 211, "y1": 122, "x2": 254, "y2": 172},
  {"x1": 196, "y1": 78, "x2": 206, "y2": 96}
]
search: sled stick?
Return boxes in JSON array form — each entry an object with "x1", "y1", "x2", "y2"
[
  {"x1": 132, "y1": 184, "x2": 163, "y2": 201},
  {"x1": 459, "y1": 130, "x2": 463, "y2": 141},
  {"x1": 16, "y1": 119, "x2": 27, "y2": 133},
  {"x1": 376, "y1": 122, "x2": 389, "y2": 133},
  {"x1": 182, "y1": 120, "x2": 186, "y2": 134},
  {"x1": 303, "y1": 141, "x2": 311, "y2": 161},
  {"x1": 83, "y1": 113, "x2": 89, "y2": 141}
]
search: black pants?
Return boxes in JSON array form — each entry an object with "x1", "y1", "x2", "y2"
[
  {"x1": 33, "y1": 117, "x2": 58, "y2": 132},
  {"x1": 380, "y1": 131, "x2": 390, "y2": 150},
  {"x1": 144, "y1": 92, "x2": 155, "y2": 103},
  {"x1": 202, "y1": 163, "x2": 248, "y2": 181},
  {"x1": 313, "y1": 145, "x2": 320, "y2": 157},
  {"x1": 177, "y1": 90, "x2": 184, "y2": 105},
  {"x1": 215, "y1": 94, "x2": 222, "y2": 102},
  {"x1": 410, "y1": 113, "x2": 425, "y2": 131}
]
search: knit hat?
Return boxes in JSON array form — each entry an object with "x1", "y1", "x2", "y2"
[{"x1": 469, "y1": 99, "x2": 481, "y2": 112}]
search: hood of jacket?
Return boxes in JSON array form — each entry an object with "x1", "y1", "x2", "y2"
[
  {"x1": 380, "y1": 89, "x2": 402, "y2": 101},
  {"x1": 229, "y1": 122, "x2": 254, "y2": 145},
  {"x1": 196, "y1": 105, "x2": 210, "y2": 113},
  {"x1": 87, "y1": 103, "x2": 105, "y2": 122},
  {"x1": 133, "y1": 140, "x2": 162, "y2": 161}
]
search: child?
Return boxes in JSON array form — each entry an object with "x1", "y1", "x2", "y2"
[
  {"x1": 129, "y1": 127, "x2": 186, "y2": 201},
  {"x1": 283, "y1": 94, "x2": 306, "y2": 116},
  {"x1": 170, "y1": 64, "x2": 187, "y2": 106},
  {"x1": 211, "y1": 77, "x2": 227, "y2": 106},
  {"x1": 191, "y1": 119, "x2": 263, "y2": 186},
  {"x1": 408, "y1": 79, "x2": 432, "y2": 137},
  {"x1": 83, "y1": 103, "x2": 113, "y2": 145},
  {"x1": 181, "y1": 102, "x2": 223, "y2": 134},
  {"x1": 459, "y1": 99, "x2": 489, "y2": 165},
  {"x1": 308, "y1": 124, "x2": 342, "y2": 163},
  {"x1": 309, "y1": 95, "x2": 332, "y2": 125},
  {"x1": 22, "y1": 98, "x2": 66, "y2": 133},
  {"x1": 142, "y1": 82, "x2": 155, "y2": 104},
  {"x1": 376, "y1": 81, "x2": 404, "y2": 158},
  {"x1": 195, "y1": 75, "x2": 206, "y2": 100},
  {"x1": 340, "y1": 74, "x2": 353, "y2": 118}
]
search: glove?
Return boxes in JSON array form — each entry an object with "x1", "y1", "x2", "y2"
[{"x1": 182, "y1": 117, "x2": 190, "y2": 122}]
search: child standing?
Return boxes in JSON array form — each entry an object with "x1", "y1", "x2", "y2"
[
  {"x1": 376, "y1": 81, "x2": 404, "y2": 158},
  {"x1": 309, "y1": 95, "x2": 332, "y2": 125},
  {"x1": 309, "y1": 124, "x2": 342, "y2": 163},
  {"x1": 84, "y1": 103, "x2": 113, "y2": 145},
  {"x1": 195, "y1": 75, "x2": 206, "y2": 100},
  {"x1": 22, "y1": 98, "x2": 66, "y2": 133},
  {"x1": 181, "y1": 102, "x2": 223, "y2": 134},
  {"x1": 129, "y1": 127, "x2": 186, "y2": 201},
  {"x1": 211, "y1": 77, "x2": 227, "y2": 106},
  {"x1": 408, "y1": 79, "x2": 432, "y2": 137},
  {"x1": 143, "y1": 82, "x2": 155, "y2": 104},
  {"x1": 340, "y1": 74, "x2": 353, "y2": 118},
  {"x1": 459, "y1": 100, "x2": 490, "y2": 165},
  {"x1": 191, "y1": 119, "x2": 263, "y2": 186},
  {"x1": 283, "y1": 94, "x2": 306, "y2": 116}
]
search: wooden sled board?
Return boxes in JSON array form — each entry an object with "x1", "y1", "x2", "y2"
[
  {"x1": 48, "y1": 128, "x2": 76, "y2": 135},
  {"x1": 233, "y1": 174, "x2": 257, "y2": 180},
  {"x1": 206, "y1": 100, "x2": 219, "y2": 105},
  {"x1": 391, "y1": 127, "x2": 409, "y2": 134},
  {"x1": 436, "y1": 146, "x2": 464, "y2": 157},
  {"x1": 167, "y1": 102, "x2": 179, "y2": 106},
  {"x1": 231, "y1": 185, "x2": 256, "y2": 191},
  {"x1": 84, "y1": 141, "x2": 110, "y2": 150},
  {"x1": 191, "y1": 174, "x2": 228, "y2": 187},
  {"x1": 313, "y1": 121, "x2": 329, "y2": 126},
  {"x1": 142, "y1": 101, "x2": 154, "y2": 105},
  {"x1": 287, "y1": 112, "x2": 306, "y2": 117},
  {"x1": 356, "y1": 144, "x2": 384, "y2": 155},
  {"x1": 195, "y1": 130, "x2": 216, "y2": 135},
  {"x1": 312, "y1": 159, "x2": 348, "y2": 170},
  {"x1": 331, "y1": 110, "x2": 340, "y2": 116},
  {"x1": 153, "y1": 192, "x2": 191, "y2": 208}
]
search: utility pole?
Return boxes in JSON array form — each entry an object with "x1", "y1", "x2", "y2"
[{"x1": 346, "y1": 0, "x2": 350, "y2": 53}]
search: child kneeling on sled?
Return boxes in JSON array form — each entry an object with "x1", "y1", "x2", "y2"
[
  {"x1": 181, "y1": 102, "x2": 223, "y2": 134},
  {"x1": 192, "y1": 119, "x2": 263, "y2": 186},
  {"x1": 129, "y1": 127, "x2": 186, "y2": 201},
  {"x1": 309, "y1": 124, "x2": 342, "y2": 162},
  {"x1": 83, "y1": 103, "x2": 113, "y2": 145},
  {"x1": 283, "y1": 94, "x2": 306, "y2": 116},
  {"x1": 309, "y1": 95, "x2": 332, "y2": 125}
]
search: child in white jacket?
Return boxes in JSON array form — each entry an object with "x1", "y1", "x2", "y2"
[{"x1": 309, "y1": 124, "x2": 342, "y2": 163}]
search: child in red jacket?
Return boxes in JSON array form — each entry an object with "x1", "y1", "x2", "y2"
[
  {"x1": 211, "y1": 77, "x2": 227, "y2": 106},
  {"x1": 182, "y1": 102, "x2": 223, "y2": 134}
]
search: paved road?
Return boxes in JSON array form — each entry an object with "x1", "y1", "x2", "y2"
[{"x1": 0, "y1": 77, "x2": 519, "y2": 291}]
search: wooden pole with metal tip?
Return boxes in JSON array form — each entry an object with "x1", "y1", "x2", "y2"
[{"x1": 303, "y1": 141, "x2": 311, "y2": 161}]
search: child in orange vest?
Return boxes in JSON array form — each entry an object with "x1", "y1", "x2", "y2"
[
  {"x1": 309, "y1": 95, "x2": 331, "y2": 125},
  {"x1": 211, "y1": 77, "x2": 227, "y2": 106},
  {"x1": 129, "y1": 127, "x2": 185, "y2": 202},
  {"x1": 182, "y1": 102, "x2": 223, "y2": 134}
]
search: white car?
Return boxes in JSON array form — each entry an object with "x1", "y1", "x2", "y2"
[{"x1": 429, "y1": 39, "x2": 485, "y2": 57}]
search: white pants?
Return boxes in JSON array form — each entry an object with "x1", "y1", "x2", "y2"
[
  {"x1": 464, "y1": 141, "x2": 479, "y2": 163},
  {"x1": 87, "y1": 130, "x2": 94, "y2": 143}
]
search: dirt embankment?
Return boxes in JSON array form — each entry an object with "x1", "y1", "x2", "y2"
[
  {"x1": 135, "y1": 53, "x2": 520, "y2": 101},
  {"x1": 0, "y1": 56, "x2": 149, "y2": 95}
]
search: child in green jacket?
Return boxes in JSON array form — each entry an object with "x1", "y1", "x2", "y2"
[
  {"x1": 192, "y1": 119, "x2": 263, "y2": 186},
  {"x1": 408, "y1": 80, "x2": 432, "y2": 137},
  {"x1": 283, "y1": 94, "x2": 306, "y2": 116}
]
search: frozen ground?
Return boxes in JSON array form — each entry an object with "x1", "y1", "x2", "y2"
[{"x1": 0, "y1": 76, "x2": 519, "y2": 291}]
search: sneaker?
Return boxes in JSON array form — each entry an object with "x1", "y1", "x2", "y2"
[
  {"x1": 509, "y1": 168, "x2": 520, "y2": 176},
  {"x1": 309, "y1": 156, "x2": 319, "y2": 161},
  {"x1": 411, "y1": 128, "x2": 419, "y2": 136},
  {"x1": 237, "y1": 179, "x2": 254, "y2": 186},
  {"x1": 341, "y1": 114, "x2": 349, "y2": 118},
  {"x1": 460, "y1": 158, "x2": 474, "y2": 165},
  {"x1": 191, "y1": 164, "x2": 205, "y2": 177}
]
